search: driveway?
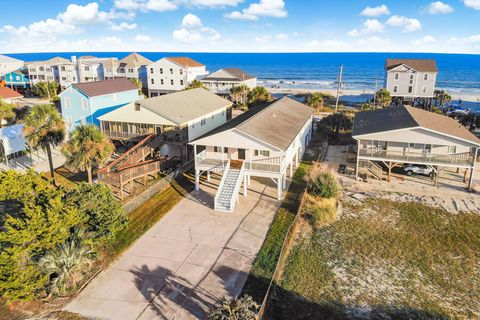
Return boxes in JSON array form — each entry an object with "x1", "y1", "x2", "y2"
[{"x1": 65, "y1": 173, "x2": 282, "y2": 319}]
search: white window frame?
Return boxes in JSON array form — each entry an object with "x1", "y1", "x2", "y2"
[
  {"x1": 394, "y1": 73, "x2": 399, "y2": 80},
  {"x1": 393, "y1": 85, "x2": 398, "y2": 93},
  {"x1": 64, "y1": 97, "x2": 71, "y2": 109},
  {"x1": 81, "y1": 98, "x2": 88, "y2": 110},
  {"x1": 424, "y1": 74, "x2": 428, "y2": 81},
  {"x1": 422, "y1": 86, "x2": 427, "y2": 94}
]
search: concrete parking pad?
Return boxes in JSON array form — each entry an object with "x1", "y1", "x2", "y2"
[{"x1": 65, "y1": 173, "x2": 283, "y2": 319}]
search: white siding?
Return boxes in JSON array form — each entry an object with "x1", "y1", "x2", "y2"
[
  {"x1": 187, "y1": 107, "x2": 228, "y2": 141},
  {"x1": 385, "y1": 65, "x2": 436, "y2": 98}
]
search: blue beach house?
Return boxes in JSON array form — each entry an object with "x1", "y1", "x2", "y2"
[
  {"x1": 4, "y1": 69, "x2": 30, "y2": 91},
  {"x1": 59, "y1": 78, "x2": 139, "y2": 131}
]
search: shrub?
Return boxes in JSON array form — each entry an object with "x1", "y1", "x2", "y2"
[
  {"x1": 303, "y1": 194, "x2": 337, "y2": 228},
  {"x1": 208, "y1": 295, "x2": 259, "y2": 320},
  {"x1": 305, "y1": 162, "x2": 339, "y2": 198}
]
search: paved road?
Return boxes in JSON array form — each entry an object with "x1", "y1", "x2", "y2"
[{"x1": 66, "y1": 174, "x2": 282, "y2": 319}]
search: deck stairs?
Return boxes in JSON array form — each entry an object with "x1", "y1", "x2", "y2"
[
  {"x1": 214, "y1": 160, "x2": 245, "y2": 212},
  {"x1": 359, "y1": 160, "x2": 384, "y2": 180}
]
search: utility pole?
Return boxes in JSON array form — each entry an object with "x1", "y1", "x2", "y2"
[
  {"x1": 373, "y1": 79, "x2": 378, "y2": 106},
  {"x1": 335, "y1": 64, "x2": 343, "y2": 113}
]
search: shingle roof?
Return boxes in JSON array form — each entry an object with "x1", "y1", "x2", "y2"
[
  {"x1": 385, "y1": 59, "x2": 438, "y2": 72},
  {"x1": 138, "y1": 88, "x2": 232, "y2": 125},
  {"x1": 353, "y1": 106, "x2": 480, "y2": 145},
  {"x1": 193, "y1": 97, "x2": 314, "y2": 150},
  {"x1": 0, "y1": 87, "x2": 23, "y2": 99},
  {"x1": 120, "y1": 53, "x2": 153, "y2": 68},
  {"x1": 202, "y1": 68, "x2": 256, "y2": 82},
  {"x1": 165, "y1": 57, "x2": 204, "y2": 68},
  {"x1": 71, "y1": 78, "x2": 138, "y2": 97},
  {"x1": 28, "y1": 57, "x2": 73, "y2": 66},
  {"x1": 0, "y1": 54, "x2": 23, "y2": 63}
]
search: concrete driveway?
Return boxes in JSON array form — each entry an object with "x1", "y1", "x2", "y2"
[{"x1": 65, "y1": 173, "x2": 282, "y2": 319}]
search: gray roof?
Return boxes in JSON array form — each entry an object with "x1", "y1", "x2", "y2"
[
  {"x1": 71, "y1": 78, "x2": 138, "y2": 97},
  {"x1": 193, "y1": 97, "x2": 314, "y2": 150},
  {"x1": 119, "y1": 53, "x2": 153, "y2": 68},
  {"x1": 138, "y1": 88, "x2": 232, "y2": 125},
  {"x1": 353, "y1": 106, "x2": 480, "y2": 145},
  {"x1": 202, "y1": 68, "x2": 255, "y2": 82},
  {"x1": 385, "y1": 59, "x2": 438, "y2": 73}
]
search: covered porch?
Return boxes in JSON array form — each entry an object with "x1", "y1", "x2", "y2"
[{"x1": 100, "y1": 120, "x2": 189, "y2": 142}]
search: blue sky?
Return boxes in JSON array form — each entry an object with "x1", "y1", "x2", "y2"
[{"x1": 0, "y1": 0, "x2": 479, "y2": 53}]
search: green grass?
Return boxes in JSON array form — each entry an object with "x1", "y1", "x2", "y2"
[
  {"x1": 104, "y1": 174, "x2": 192, "y2": 263},
  {"x1": 242, "y1": 161, "x2": 311, "y2": 302},
  {"x1": 267, "y1": 198, "x2": 480, "y2": 319}
]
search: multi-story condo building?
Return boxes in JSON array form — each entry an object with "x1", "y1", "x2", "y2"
[
  {"x1": 0, "y1": 54, "x2": 24, "y2": 80},
  {"x1": 147, "y1": 57, "x2": 208, "y2": 97},
  {"x1": 27, "y1": 57, "x2": 77, "y2": 87},
  {"x1": 384, "y1": 58, "x2": 438, "y2": 106},
  {"x1": 201, "y1": 68, "x2": 257, "y2": 95},
  {"x1": 77, "y1": 56, "x2": 119, "y2": 83},
  {"x1": 104, "y1": 53, "x2": 153, "y2": 88}
]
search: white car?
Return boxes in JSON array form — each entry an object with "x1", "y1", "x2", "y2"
[{"x1": 403, "y1": 164, "x2": 435, "y2": 177}]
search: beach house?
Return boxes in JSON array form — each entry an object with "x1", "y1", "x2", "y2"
[
  {"x1": 147, "y1": 57, "x2": 208, "y2": 97},
  {"x1": 191, "y1": 97, "x2": 314, "y2": 211},
  {"x1": 200, "y1": 68, "x2": 257, "y2": 95},
  {"x1": 384, "y1": 58, "x2": 437, "y2": 107},
  {"x1": 59, "y1": 78, "x2": 139, "y2": 131},
  {"x1": 0, "y1": 55, "x2": 24, "y2": 80},
  {"x1": 0, "y1": 86, "x2": 23, "y2": 104},
  {"x1": 27, "y1": 57, "x2": 77, "y2": 88},
  {"x1": 4, "y1": 69, "x2": 30, "y2": 91},
  {"x1": 352, "y1": 106, "x2": 480, "y2": 189},
  {"x1": 104, "y1": 53, "x2": 153, "y2": 88}
]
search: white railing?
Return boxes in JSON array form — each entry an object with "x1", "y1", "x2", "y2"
[
  {"x1": 214, "y1": 160, "x2": 231, "y2": 210},
  {"x1": 196, "y1": 150, "x2": 207, "y2": 162},
  {"x1": 229, "y1": 161, "x2": 246, "y2": 211}
]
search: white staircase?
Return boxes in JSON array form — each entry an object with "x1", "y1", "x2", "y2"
[{"x1": 214, "y1": 160, "x2": 245, "y2": 212}]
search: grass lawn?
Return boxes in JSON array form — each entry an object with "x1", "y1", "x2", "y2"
[
  {"x1": 241, "y1": 161, "x2": 311, "y2": 303},
  {"x1": 266, "y1": 198, "x2": 480, "y2": 319}
]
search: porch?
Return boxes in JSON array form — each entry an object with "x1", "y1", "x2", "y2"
[{"x1": 100, "y1": 120, "x2": 188, "y2": 143}]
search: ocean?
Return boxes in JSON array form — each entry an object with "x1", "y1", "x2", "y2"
[{"x1": 8, "y1": 51, "x2": 480, "y2": 107}]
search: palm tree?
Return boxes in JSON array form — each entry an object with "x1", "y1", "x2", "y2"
[
  {"x1": 229, "y1": 85, "x2": 250, "y2": 107},
  {"x1": 62, "y1": 124, "x2": 114, "y2": 184},
  {"x1": 434, "y1": 90, "x2": 452, "y2": 106},
  {"x1": 248, "y1": 86, "x2": 273, "y2": 106},
  {"x1": 208, "y1": 295, "x2": 259, "y2": 320},
  {"x1": 0, "y1": 99, "x2": 15, "y2": 128},
  {"x1": 129, "y1": 78, "x2": 143, "y2": 95},
  {"x1": 185, "y1": 80, "x2": 205, "y2": 90},
  {"x1": 320, "y1": 113, "x2": 353, "y2": 136},
  {"x1": 375, "y1": 88, "x2": 392, "y2": 108},
  {"x1": 305, "y1": 93, "x2": 324, "y2": 111},
  {"x1": 39, "y1": 230, "x2": 95, "y2": 296},
  {"x1": 23, "y1": 104, "x2": 65, "y2": 184}
]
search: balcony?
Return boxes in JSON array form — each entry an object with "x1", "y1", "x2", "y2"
[
  {"x1": 358, "y1": 148, "x2": 474, "y2": 167},
  {"x1": 195, "y1": 150, "x2": 281, "y2": 174}
]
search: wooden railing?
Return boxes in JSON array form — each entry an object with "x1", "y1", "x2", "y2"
[{"x1": 359, "y1": 148, "x2": 474, "y2": 166}]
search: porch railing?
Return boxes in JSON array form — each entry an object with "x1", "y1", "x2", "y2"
[
  {"x1": 359, "y1": 148, "x2": 474, "y2": 166},
  {"x1": 102, "y1": 130, "x2": 146, "y2": 140}
]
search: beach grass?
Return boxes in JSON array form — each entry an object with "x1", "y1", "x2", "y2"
[{"x1": 266, "y1": 198, "x2": 480, "y2": 319}]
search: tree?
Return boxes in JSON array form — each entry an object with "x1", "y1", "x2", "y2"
[
  {"x1": 320, "y1": 113, "x2": 353, "y2": 136},
  {"x1": 39, "y1": 229, "x2": 95, "y2": 296},
  {"x1": 434, "y1": 90, "x2": 452, "y2": 107},
  {"x1": 65, "y1": 183, "x2": 127, "y2": 242},
  {"x1": 32, "y1": 81, "x2": 60, "y2": 101},
  {"x1": 230, "y1": 85, "x2": 250, "y2": 108},
  {"x1": 208, "y1": 295, "x2": 259, "y2": 320},
  {"x1": 129, "y1": 78, "x2": 143, "y2": 95},
  {"x1": 0, "y1": 170, "x2": 83, "y2": 301},
  {"x1": 185, "y1": 79, "x2": 205, "y2": 90},
  {"x1": 248, "y1": 86, "x2": 273, "y2": 106},
  {"x1": 459, "y1": 112, "x2": 480, "y2": 131},
  {"x1": 23, "y1": 104, "x2": 65, "y2": 185},
  {"x1": 62, "y1": 124, "x2": 114, "y2": 184},
  {"x1": 375, "y1": 88, "x2": 391, "y2": 108},
  {"x1": 0, "y1": 99, "x2": 15, "y2": 128},
  {"x1": 305, "y1": 93, "x2": 324, "y2": 111}
]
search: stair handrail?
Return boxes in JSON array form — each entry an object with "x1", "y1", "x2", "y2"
[
  {"x1": 229, "y1": 161, "x2": 246, "y2": 211},
  {"x1": 214, "y1": 159, "x2": 231, "y2": 210}
]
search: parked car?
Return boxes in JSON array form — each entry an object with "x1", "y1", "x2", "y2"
[{"x1": 403, "y1": 164, "x2": 435, "y2": 177}]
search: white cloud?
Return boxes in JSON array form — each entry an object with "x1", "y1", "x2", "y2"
[
  {"x1": 427, "y1": 1, "x2": 454, "y2": 14},
  {"x1": 447, "y1": 34, "x2": 480, "y2": 44},
  {"x1": 110, "y1": 22, "x2": 138, "y2": 31},
  {"x1": 181, "y1": 0, "x2": 244, "y2": 7},
  {"x1": 135, "y1": 34, "x2": 152, "y2": 42},
  {"x1": 145, "y1": 0, "x2": 178, "y2": 11},
  {"x1": 360, "y1": 4, "x2": 390, "y2": 17},
  {"x1": 357, "y1": 36, "x2": 392, "y2": 51},
  {"x1": 305, "y1": 39, "x2": 349, "y2": 51},
  {"x1": 348, "y1": 19, "x2": 383, "y2": 36},
  {"x1": 113, "y1": 0, "x2": 177, "y2": 12},
  {"x1": 386, "y1": 15, "x2": 422, "y2": 32},
  {"x1": 412, "y1": 35, "x2": 436, "y2": 45},
  {"x1": 275, "y1": 33, "x2": 288, "y2": 40},
  {"x1": 226, "y1": 0, "x2": 287, "y2": 20},
  {"x1": 2, "y1": 19, "x2": 77, "y2": 38},
  {"x1": 462, "y1": 0, "x2": 480, "y2": 10},
  {"x1": 173, "y1": 13, "x2": 220, "y2": 43},
  {"x1": 57, "y1": 2, "x2": 109, "y2": 24},
  {"x1": 254, "y1": 35, "x2": 272, "y2": 42}
]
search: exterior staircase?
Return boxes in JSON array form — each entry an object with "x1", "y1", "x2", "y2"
[
  {"x1": 214, "y1": 160, "x2": 245, "y2": 212},
  {"x1": 359, "y1": 160, "x2": 384, "y2": 180}
]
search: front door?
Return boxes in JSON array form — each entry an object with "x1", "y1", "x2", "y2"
[{"x1": 238, "y1": 148, "x2": 246, "y2": 160}]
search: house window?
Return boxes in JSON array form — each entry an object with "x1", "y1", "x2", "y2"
[
  {"x1": 394, "y1": 73, "x2": 399, "y2": 80},
  {"x1": 200, "y1": 118, "x2": 206, "y2": 126},
  {"x1": 408, "y1": 86, "x2": 413, "y2": 93},
  {"x1": 85, "y1": 66, "x2": 90, "y2": 71},
  {"x1": 62, "y1": 77, "x2": 67, "y2": 81},
  {"x1": 128, "y1": 68, "x2": 134, "y2": 73},
  {"x1": 425, "y1": 144, "x2": 432, "y2": 153},
  {"x1": 410, "y1": 75, "x2": 414, "y2": 80},
  {"x1": 170, "y1": 68, "x2": 173, "y2": 74},
  {"x1": 211, "y1": 114, "x2": 214, "y2": 119},
  {"x1": 81, "y1": 99, "x2": 88, "y2": 110},
  {"x1": 180, "y1": 80, "x2": 184, "y2": 86},
  {"x1": 151, "y1": 78, "x2": 155, "y2": 85},
  {"x1": 254, "y1": 150, "x2": 270, "y2": 157},
  {"x1": 214, "y1": 146, "x2": 222, "y2": 152},
  {"x1": 448, "y1": 146, "x2": 457, "y2": 154},
  {"x1": 424, "y1": 74, "x2": 428, "y2": 81},
  {"x1": 393, "y1": 86, "x2": 398, "y2": 93},
  {"x1": 64, "y1": 97, "x2": 71, "y2": 109},
  {"x1": 161, "y1": 79, "x2": 164, "y2": 85},
  {"x1": 170, "y1": 79, "x2": 174, "y2": 85},
  {"x1": 180, "y1": 69, "x2": 183, "y2": 75},
  {"x1": 61, "y1": 66, "x2": 66, "y2": 71},
  {"x1": 160, "y1": 68, "x2": 163, "y2": 74},
  {"x1": 135, "y1": 103, "x2": 141, "y2": 111},
  {"x1": 409, "y1": 142, "x2": 415, "y2": 148},
  {"x1": 224, "y1": 147, "x2": 228, "y2": 153},
  {"x1": 150, "y1": 68, "x2": 154, "y2": 74},
  {"x1": 15, "y1": 75, "x2": 20, "y2": 81},
  {"x1": 422, "y1": 86, "x2": 427, "y2": 94}
]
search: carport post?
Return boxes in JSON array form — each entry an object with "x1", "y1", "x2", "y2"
[
  {"x1": 195, "y1": 169, "x2": 200, "y2": 191},
  {"x1": 387, "y1": 161, "x2": 392, "y2": 182},
  {"x1": 289, "y1": 159, "x2": 293, "y2": 177},
  {"x1": 468, "y1": 148, "x2": 478, "y2": 190},
  {"x1": 282, "y1": 171, "x2": 287, "y2": 190},
  {"x1": 277, "y1": 176, "x2": 282, "y2": 200},
  {"x1": 207, "y1": 170, "x2": 210, "y2": 182},
  {"x1": 295, "y1": 149, "x2": 299, "y2": 167}
]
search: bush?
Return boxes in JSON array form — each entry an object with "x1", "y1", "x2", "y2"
[
  {"x1": 305, "y1": 162, "x2": 339, "y2": 198},
  {"x1": 208, "y1": 295, "x2": 259, "y2": 320},
  {"x1": 303, "y1": 194, "x2": 337, "y2": 228}
]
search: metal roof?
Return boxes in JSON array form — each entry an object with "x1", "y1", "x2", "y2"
[{"x1": 71, "y1": 78, "x2": 138, "y2": 97}]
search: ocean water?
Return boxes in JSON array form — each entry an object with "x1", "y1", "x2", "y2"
[{"x1": 8, "y1": 51, "x2": 480, "y2": 105}]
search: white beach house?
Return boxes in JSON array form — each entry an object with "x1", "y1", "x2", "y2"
[
  {"x1": 0, "y1": 55, "x2": 24, "y2": 80},
  {"x1": 352, "y1": 106, "x2": 480, "y2": 189},
  {"x1": 191, "y1": 96, "x2": 314, "y2": 211},
  {"x1": 384, "y1": 58, "x2": 438, "y2": 106},
  {"x1": 200, "y1": 68, "x2": 257, "y2": 95},
  {"x1": 147, "y1": 57, "x2": 208, "y2": 97}
]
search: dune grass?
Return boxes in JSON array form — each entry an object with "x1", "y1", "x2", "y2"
[{"x1": 267, "y1": 198, "x2": 480, "y2": 319}]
